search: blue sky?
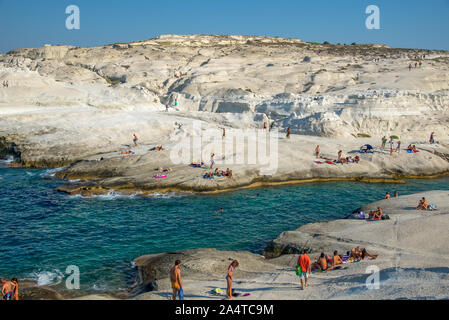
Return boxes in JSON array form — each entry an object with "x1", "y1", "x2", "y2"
[{"x1": 0, "y1": 0, "x2": 448, "y2": 53}]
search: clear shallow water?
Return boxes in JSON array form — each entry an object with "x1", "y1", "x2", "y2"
[{"x1": 0, "y1": 163, "x2": 448, "y2": 292}]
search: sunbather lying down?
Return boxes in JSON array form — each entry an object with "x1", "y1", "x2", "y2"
[
  {"x1": 417, "y1": 197, "x2": 429, "y2": 210},
  {"x1": 191, "y1": 161, "x2": 204, "y2": 167},
  {"x1": 350, "y1": 247, "x2": 378, "y2": 260},
  {"x1": 150, "y1": 145, "x2": 164, "y2": 151}
]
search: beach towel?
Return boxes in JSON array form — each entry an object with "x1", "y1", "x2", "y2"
[
  {"x1": 413, "y1": 150, "x2": 420, "y2": 153},
  {"x1": 367, "y1": 217, "x2": 382, "y2": 221},
  {"x1": 154, "y1": 175, "x2": 167, "y2": 179},
  {"x1": 314, "y1": 161, "x2": 323, "y2": 164},
  {"x1": 407, "y1": 149, "x2": 412, "y2": 153}
]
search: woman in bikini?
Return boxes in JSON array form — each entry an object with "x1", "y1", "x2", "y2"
[{"x1": 226, "y1": 260, "x2": 239, "y2": 299}]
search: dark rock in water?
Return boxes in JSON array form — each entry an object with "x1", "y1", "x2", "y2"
[
  {"x1": 19, "y1": 286, "x2": 65, "y2": 300},
  {"x1": 263, "y1": 241, "x2": 310, "y2": 259}
]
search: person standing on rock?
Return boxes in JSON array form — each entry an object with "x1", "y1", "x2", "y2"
[
  {"x1": 210, "y1": 153, "x2": 215, "y2": 169},
  {"x1": 297, "y1": 249, "x2": 311, "y2": 290},
  {"x1": 286, "y1": 127, "x2": 291, "y2": 139},
  {"x1": 430, "y1": 132, "x2": 435, "y2": 144},
  {"x1": 1, "y1": 278, "x2": 18, "y2": 300},
  {"x1": 315, "y1": 145, "x2": 320, "y2": 159},
  {"x1": 170, "y1": 260, "x2": 183, "y2": 300},
  {"x1": 133, "y1": 134, "x2": 138, "y2": 147},
  {"x1": 396, "y1": 141, "x2": 401, "y2": 153},
  {"x1": 226, "y1": 260, "x2": 239, "y2": 299},
  {"x1": 222, "y1": 128, "x2": 226, "y2": 138},
  {"x1": 408, "y1": 64, "x2": 412, "y2": 71},
  {"x1": 381, "y1": 136, "x2": 387, "y2": 150},
  {"x1": 389, "y1": 138, "x2": 394, "y2": 156},
  {"x1": 337, "y1": 150, "x2": 342, "y2": 162}
]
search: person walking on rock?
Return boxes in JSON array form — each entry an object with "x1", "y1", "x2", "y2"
[
  {"x1": 297, "y1": 249, "x2": 311, "y2": 290},
  {"x1": 286, "y1": 127, "x2": 291, "y2": 139}
]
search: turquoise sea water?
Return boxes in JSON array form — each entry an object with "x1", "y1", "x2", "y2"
[{"x1": 0, "y1": 162, "x2": 448, "y2": 292}]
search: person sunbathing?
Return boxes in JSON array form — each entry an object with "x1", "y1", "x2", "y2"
[
  {"x1": 312, "y1": 253, "x2": 329, "y2": 271},
  {"x1": 332, "y1": 251, "x2": 344, "y2": 267},
  {"x1": 354, "y1": 156, "x2": 360, "y2": 163},
  {"x1": 360, "y1": 248, "x2": 378, "y2": 259},
  {"x1": 350, "y1": 247, "x2": 362, "y2": 260},
  {"x1": 351, "y1": 247, "x2": 378, "y2": 260},
  {"x1": 368, "y1": 207, "x2": 383, "y2": 219},
  {"x1": 417, "y1": 197, "x2": 429, "y2": 210}
]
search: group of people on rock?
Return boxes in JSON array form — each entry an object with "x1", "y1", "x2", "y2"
[
  {"x1": 386, "y1": 192, "x2": 435, "y2": 212},
  {"x1": 408, "y1": 55, "x2": 425, "y2": 71},
  {"x1": 381, "y1": 136, "x2": 401, "y2": 155},
  {"x1": 314, "y1": 146, "x2": 360, "y2": 164},
  {"x1": 416, "y1": 197, "x2": 430, "y2": 210},
  {"x1": 150, "y1": 145, "x2": 164, "y2": 151},
  {"x1": 170, "y1": 259, "x2": 239, "y2": 300},
  {"x1": 297, "y1": 247, "x2": 377, "y2": 290},
  {"x1": 170, "y1": 242, "x2": 379, "y2": 300},
  {"x1": 407, "y1": 144, "x2": 418, "y2": 152},
  {"x1": 204, "y1": 168, "x2": 233, "y2": 179},
  {"x1": 356, "y1": 206, "x2": 386, "y2": 220}
]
